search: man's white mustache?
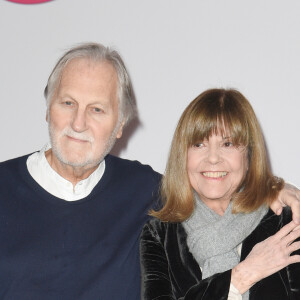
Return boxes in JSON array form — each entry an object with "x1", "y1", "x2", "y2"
[{"x1": 61, "y1": 128, "x2": 94, "y2": 143}]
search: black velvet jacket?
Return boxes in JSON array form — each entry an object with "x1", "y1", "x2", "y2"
[{"x1": 140, "y1": 208, "x2": 300, "y2": 299}]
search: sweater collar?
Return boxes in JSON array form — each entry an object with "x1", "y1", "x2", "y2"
[{"x1": 26, "y1": 143, "x2": 105, "y2": 201}]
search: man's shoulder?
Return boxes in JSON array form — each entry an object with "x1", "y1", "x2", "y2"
[
  {"x1": 103, "y1": 155, "x2": 162, "y2": 211},
  {"x1": 0, "y1": 154, "x2": 31, "y2": 171},
  {"x1": 0, "y1": 154, "x2": 34, "y2": 188},
  {"x1": 106, "y1": 154, "x2": 162, "y2": 180}
]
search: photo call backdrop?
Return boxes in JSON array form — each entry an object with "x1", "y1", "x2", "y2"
[{"x1": 0, "y1": 0, "x2": 299, "y2": 186}]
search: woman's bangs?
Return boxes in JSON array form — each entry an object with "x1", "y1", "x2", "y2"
[
  {"x1": 221, "y1": 111, "x2": 249, "y2": 146},
  {"x1": 187, "y1": 113, "x2": 219, "y2": 146},
  {"x1": 187, "y1": 111, "x2": 249, "y2": 147}
]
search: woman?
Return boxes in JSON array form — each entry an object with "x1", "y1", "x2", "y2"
[{"x1": 140, "y1": 89, "x2": 300, "y2": 299}]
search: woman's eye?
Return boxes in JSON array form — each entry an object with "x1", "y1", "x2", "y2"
[
  {"x1": 224, "y1": 142, "x2": 233, "y2": 147},
  {"x1": 194, "y1": 142, "x2": 204, "y2": 148},
  {"x1": 64, "y1": 101, "x2": 73, "y2": 106}
]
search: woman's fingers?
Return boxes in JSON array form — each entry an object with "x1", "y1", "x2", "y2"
[
  {"x1": 288, "y1": 241, "x2": 300, "y2": 255},
  {"x1": 289, "y1": 254, "x2": 300, "y2": 264},
  {"x1": 232, "y1": 224, "x2": 300, "y2": 295},
  {"x1": 246, "y1": 223, "x2": 300, "y2": 278},
  {"x1": 232, "y1": 220, "x2": 300, "y2": 295},
  {"x1": 274, "y1": 221, "x2": 300, "y2": 240},
  {"x1": 281, "y1": 226, "x2": 300, "y2": 248}
]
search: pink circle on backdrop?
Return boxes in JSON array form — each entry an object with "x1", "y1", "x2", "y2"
[{"x1": 7, "y1": 0, "x2": 52, "y2": 4}]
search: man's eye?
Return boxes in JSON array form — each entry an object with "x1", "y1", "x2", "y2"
[
  {"x1": 64, "y1": 101, "x2": 73, "y2": 106},
  {"x1": 93, "y1": 107, "x2": 102, "y2": 113}
]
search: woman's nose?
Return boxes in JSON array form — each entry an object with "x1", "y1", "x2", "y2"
[{"x1": 207, "y1": 146, "x2": 221, "y2": 164}]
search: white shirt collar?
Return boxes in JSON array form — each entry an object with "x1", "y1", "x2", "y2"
[{"x1": 26, "y1": 143, "x2": 105, "y2": 201}]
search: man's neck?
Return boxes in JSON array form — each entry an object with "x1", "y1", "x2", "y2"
[{"x1": 45, "y1": 149, "x2": 99, "y2": 187}]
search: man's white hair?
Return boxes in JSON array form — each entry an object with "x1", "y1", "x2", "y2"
[{"x1": 44, "y1": 42, "x2": 137, "y2": 126}]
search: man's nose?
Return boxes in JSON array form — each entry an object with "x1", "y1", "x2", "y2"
[{"x1": 71, "y1": 109, "x2": 88, "y2": 132}]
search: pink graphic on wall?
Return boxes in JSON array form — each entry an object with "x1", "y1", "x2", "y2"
[{"x1": 6, "y1": 0, "x2": 52, "y2": 4}]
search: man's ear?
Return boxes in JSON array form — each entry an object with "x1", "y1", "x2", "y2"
[{"x1": 116, "y1": 119, "x2": 125, "y2": 139}]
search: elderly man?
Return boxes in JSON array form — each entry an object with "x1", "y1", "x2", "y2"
[{"x1": 0, "y1": 43, "x2": 299, "y2": 300}]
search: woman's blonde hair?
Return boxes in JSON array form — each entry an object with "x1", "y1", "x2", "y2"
[{"x1": 151, "y1": 88, "x2": 283, "y2": 222}]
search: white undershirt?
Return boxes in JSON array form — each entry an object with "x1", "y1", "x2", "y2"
[
  {"x1": 228, "y1": 282, "x2": 242, "y2": 300},
  {"x1": 26, "y1": 144, "x2": 105, "y2": 201},
  {"x1": 228, "y1": 244, "x2": 243, "y2": 300}
]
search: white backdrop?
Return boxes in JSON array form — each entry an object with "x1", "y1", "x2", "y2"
[{"x1": 0, "y1": 0, "x2": 299, "y2": 186}]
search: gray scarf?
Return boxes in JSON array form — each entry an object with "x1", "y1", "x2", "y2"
[{"x1": 182, "y1": 194, "x2": 267, "y2": 300}]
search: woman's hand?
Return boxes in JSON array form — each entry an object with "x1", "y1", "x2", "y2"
[
  {"x1": 270, "y1": 183, "x2": 300, "y2": 224},
  {"x1": 231, "y1": 221, "x2": 300, "y2": 294}
]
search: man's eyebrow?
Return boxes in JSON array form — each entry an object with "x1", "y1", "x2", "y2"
[{"x1": 60, "y1": 94, "x2": 76, "y2": 101}]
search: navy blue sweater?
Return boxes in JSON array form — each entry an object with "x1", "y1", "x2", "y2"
[{"x1": 0, "y1": 154, "x2": 161, "y2": 300}]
